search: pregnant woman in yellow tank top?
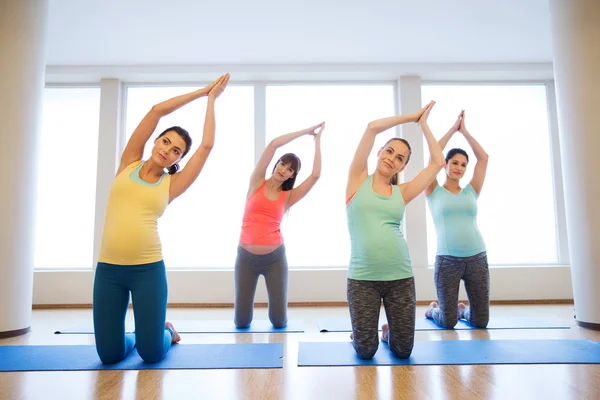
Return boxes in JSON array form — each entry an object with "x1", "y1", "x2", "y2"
[{"x1": 93, "y1": 74, "x2": 229, "y2": 364}]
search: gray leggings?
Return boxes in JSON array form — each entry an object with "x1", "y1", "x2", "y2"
[
  {"x1": 234, "y1": 245, "x2": 288, "y2": 329},
  {"x1": 347, "y1": 277, "x2": 416, "y2": 360},
  {"x1": 430, "y1": 251, "x2": 490, "y2": 328}
]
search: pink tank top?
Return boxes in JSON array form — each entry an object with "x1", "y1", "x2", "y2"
[{"x1": 239, "y1": 182, "x2": 287, "y2": 245}]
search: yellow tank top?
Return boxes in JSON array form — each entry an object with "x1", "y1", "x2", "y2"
[{"x1": 98, "y1": 160, "x2": 171, "y2": 265}]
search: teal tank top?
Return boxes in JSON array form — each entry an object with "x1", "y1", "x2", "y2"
[
  {"x1": 346, "y1": 175, "x2": 413, "y2": 281},
  {"x1": 426, "y1": 183, "x2": 486, "y2": 257}
]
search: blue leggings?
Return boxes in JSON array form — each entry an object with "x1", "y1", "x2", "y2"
[{"x1": 93, "y1": 261, "x2": 172, "y2": 364}]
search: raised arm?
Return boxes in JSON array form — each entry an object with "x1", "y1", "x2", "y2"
[
  {"x1": 247, "y1": 122, "x2": 324, "y2": 198},
  {"x1": 460, "y1": 112, "x2": 489, "y2": 195},
  {"x1": 287, "y1": 124, "x2": 324, "y2": 208},
  {"x1": 400, "y1": 102, "x2": 446, "y2": 205},
  {"x1": 424, "y1": 110, "x2": 463, "y2": 196},
  {"x1": 346, "y1": 103, "x2": 431, "y2": 199},
  {"x1": 118, "y1": 78, "x2": 219, "y2": 175},
  {"x1": 168, "y1": 74, "x2": 230, "y2": 203}
]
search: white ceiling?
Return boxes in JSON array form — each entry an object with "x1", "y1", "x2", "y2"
[{"x1": 46, "y1": 0, "x2": 553, "y2": 66}]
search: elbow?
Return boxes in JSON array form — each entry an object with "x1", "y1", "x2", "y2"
[
  {"x1": 479, "y1": 153, "x2": 489, "y2": 162},
  {"x1": 200, "y1": 141, "x2": 214, "y2": 151},
  {"x1": 365, "y1": 122, "x2": 378, "y2": 135},
  {"x1": 311, "y1": 172, "x2": 321, "y2": 180},
  {"x1": 431, "y1": 153, "x2": 446, "y2": 169},
  {"x1": 149, "y1": 105, "x2": 164, "y2": 117}
]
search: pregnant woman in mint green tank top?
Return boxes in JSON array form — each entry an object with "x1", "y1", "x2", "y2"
[
  {"x1": 345, "y1": 101, "x2": 446, "y2": 360},
  {"x1": 424, "y1": 110, "x2": 491, "y2": 329}
]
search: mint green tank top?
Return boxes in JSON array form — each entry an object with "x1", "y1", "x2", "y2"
[
  {"x1": 426, "y1": 183, "x2": 486, "y2": 257},
  {"x1": 346, "y1": 175, "x2": 413, "y2": 281}
]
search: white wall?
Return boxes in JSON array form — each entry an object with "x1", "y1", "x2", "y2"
[{"x1": 33, "y1": 266, "x2": 573, "y2": 306}]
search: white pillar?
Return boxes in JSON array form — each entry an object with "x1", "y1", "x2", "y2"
[
  {"x1": 550, "y1": 0, "x2": 600, "y2": 328},
  {"x1": 93, "y1": 79, "x2": 123, "y2": 266},
  {"x1": 0, "y1": 0, "x2": 49, "y2": 337},
  {"x1": 397, "y1": 76, "x2": 428, "y2": 269}
]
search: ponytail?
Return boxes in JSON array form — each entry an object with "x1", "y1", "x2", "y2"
[{"x1": 167, "y1": 163, "x2": 179, "y2": 175}]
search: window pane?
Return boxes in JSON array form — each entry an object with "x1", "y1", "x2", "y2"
[
  {"x1": 266, "y1": 85, "x2": 396, "y2": 267},
  {"x1": 35, "y1": 87, "x2": 100, "y2": 269},
  {"x1": 421, "y1": 85, "x2": 558, "y2": 265},
  {"x1": 125, "y1": 86, "x2": 254, "y2": 268}
]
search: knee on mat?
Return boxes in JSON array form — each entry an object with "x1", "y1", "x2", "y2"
[
  {"x1": 137, "y1": 348, "x2": 166, "y2": 364},
  {"x1": 391, "y1": 347, "x2": 413, "y2": 359},
  {"x1": 354, "y1": 344, "x2": 378, "y2": 360},
  {"x1": 270, "y1": 317, "x2": 287, "y2": 329},
  {"x1": 389, "y1": 340, "x2": 414, "y2": 359},
  {"x1": 470, "y1": 317, "x2": 489, "y2": 329},
  {"x1": 234, "y1": 316, "x2": 251, "y2": 329},
  {"x1": 440, "y1": 315, "x2": 458, "y2": 329},
  {"x1": 98, "y1": 350, "x2": 126, "y2": 365}
]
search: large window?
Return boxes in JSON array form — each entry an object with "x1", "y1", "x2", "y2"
[
  {"x1": 35, "y1": 87, "x2": 101, "y2": 269},
  {"x1": 125, "y1": 86, "x2": 254, "y2": 268},
  {"x1": 266, "y1": 85, "x2": 396, "y2": 267},
  {"x1": 421, "y1": 84, "x2": 558, "y2": 265}
]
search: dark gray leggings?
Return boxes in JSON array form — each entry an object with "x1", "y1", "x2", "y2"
[
  {"x1": 430, "y1": 251, "x2": 490, "y2": 328},
  {"x1": 234, "y1": 245, "x2": 288, "y2": 329},
  {"x1": 347, "y1": 277, "x2": 416, "y2": 360}
]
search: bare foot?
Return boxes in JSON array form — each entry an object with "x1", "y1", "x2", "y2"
[
  {"x1": 381, "y1": 324, "x2": 389, "y2": 342},
  {"x1": 425, "y1": 301, "x2": 438, "y2": 319},
  {"x1": 166, "y1": 321, "x2": 181, "y2": 344},
  {"x1": 457, "y1": 303, "x2": 467, "y2": 320}
]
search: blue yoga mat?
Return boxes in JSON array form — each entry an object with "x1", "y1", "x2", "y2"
[
  {"x1": 0, "y1": 343, "x2": 283, "y2": 371},
  {"x1": 298, "y1": 340, "x2": 600, "y2": 367},
  {"x1": 298, "y1": 339, "x2": 600, "y2": 366},
  {"x1": 55, "y1": 319, "x2": 304, "y2": 334},
  {"x1": 316, "y1": 316, "x2": 570, "y2": 332}
]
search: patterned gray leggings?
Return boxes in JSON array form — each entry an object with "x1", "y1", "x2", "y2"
[
  {"x1": 430, "y1": 251, "x2": 490, "y2": 328},
  {"x1": 347, "y1": 277, "x2": 416, "y2": 360}
]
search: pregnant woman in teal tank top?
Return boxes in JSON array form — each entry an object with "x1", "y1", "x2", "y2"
[{"x1": 424, "y1": 110, "x2": 491, "y2": 329}]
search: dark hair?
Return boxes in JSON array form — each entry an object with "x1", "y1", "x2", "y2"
[
  {"x1": 157, "y1": 126, "x2": 192, "y2": 175},
  {"x1": 272, "y1": 153, "x2": 301, "y2": 191},
  {"x1": 382, "y1": 138, "x2": 412, "y2": 185},
  {"x1": 445, "y1": 148, "x2": 469, "y2": 164}
]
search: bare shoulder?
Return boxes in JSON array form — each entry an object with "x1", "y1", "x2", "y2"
[
  {"x1": 246, "y1": 179, "x2": 265, "y2": 200},
  {"x1": 346, "y1": 170, "x2": 368, "y2": 199}
]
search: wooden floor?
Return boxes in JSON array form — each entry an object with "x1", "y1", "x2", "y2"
[{"x1": 1, "y1": 304, "x2": 599, "y2": 400}]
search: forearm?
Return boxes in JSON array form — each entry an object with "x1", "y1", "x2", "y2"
[
  {"x1": 421, "y1": 122, "x2": 445, "y2": 167},
  {"x1": 462, "y1": 129, "x2": 488, "y2": 160},
  {"x1": 366, "y1": 113, "x2": 418, "y2": 135},
  {"x1": 438, "y1": 128, "x2": 456, "y2": 152},
  {"x1": 269, "y1": 129, "x2": 307, "y2": 148},
  {"x1": 311, "y1": 139, "x2": 322, "y2": 178},
  {"x1": 152, "y1": 87, "x2": 207, "y2": 117},
  {"x1": 200, "y1": 97, "x2": 216, "y2": 150}
]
